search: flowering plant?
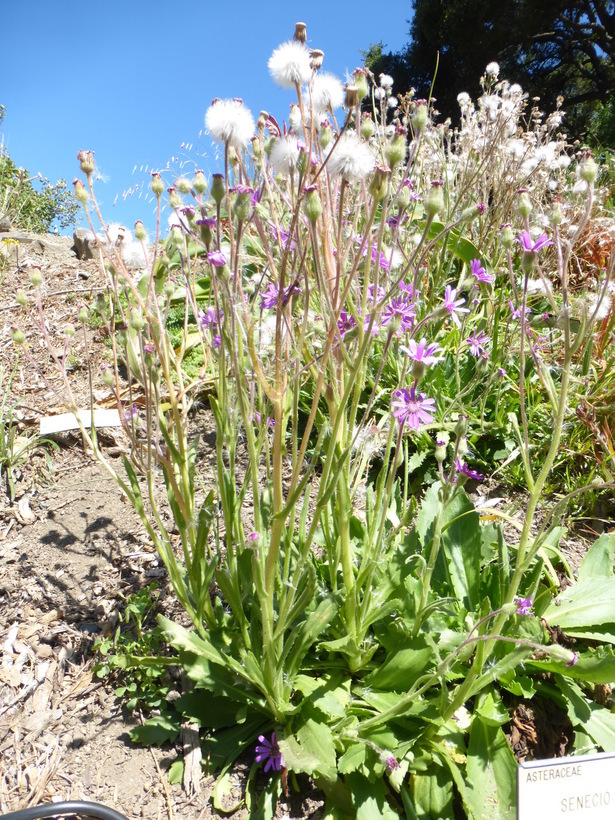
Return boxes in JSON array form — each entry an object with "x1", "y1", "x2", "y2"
[{"x1": 22, "y1": 24, "x2": 615, "y2": 818}]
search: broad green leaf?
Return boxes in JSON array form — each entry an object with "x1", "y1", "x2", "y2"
[
  {"x1": 364, "y1": 636, "x2": 434, "y2": 691},
  {"x1": 346, "y1": 772, "x2": 400, "y2": 820},
  {"x1": 465, "y1": 718, "x2": 516, "y2": 820},
  {"x1": 543, "y1": 578, "x2": 615, "y2": 629},
  {"x1": 408, "y1": 766, "x2": 454, "y2": 819},
  {"x1": 526, "y1": 645, "x2": 615, "y2": 683},
  {"x1": 558, "y1": 677, "x2": 615, "y2": 752},
  {"x1": 441, "y1": 489, "x2": 481, "y2": 610},
  {"x1": 476, "y1": 690, "x2": 509, "y2": 726},
  {"x1": 167, "y1": 759, "x2": 184, "y2": 784},
  {"x1": 212, "y1": 772, "x2": 243, "y2": 814},
  {"x1": 577, "y1": 532, "x2": 615, "y2": 583},
  {"x1": 279, "y1": 720, "x2": 337, "y2": 780},
  {"x1": 337, "y1": 743, "x2": 367, "y2": 775}
]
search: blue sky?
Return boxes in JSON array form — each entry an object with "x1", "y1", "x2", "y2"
[{"x1": 1, "y1": 1, "x2": 412, "y2": 235}]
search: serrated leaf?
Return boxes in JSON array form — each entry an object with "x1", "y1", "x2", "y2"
[
  {"x1": 526, "y1": 645, "x2": 615, "y2": 683},
  {"x1": 543, "y1": 578, "x2": 615, "y2": 629},
  {"x1": 558, "y1": 677, "x2": 615, "y2": 752},
  {"x1": 337, "y1": 743, "x2": 367, "y2": 775},
  {"x1": 347, "y1": 771, "x2": 400, "y2": 819},
  {"x1": 279, "y1": 719, "x2": 337, "y2": 780},
  {"x1": 129, "y1": 714, "x2": 180, "y2": 746}
]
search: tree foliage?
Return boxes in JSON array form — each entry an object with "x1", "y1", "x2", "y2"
[{"x1": 366, "y1": 0, "x2": 615, "y2": 145}]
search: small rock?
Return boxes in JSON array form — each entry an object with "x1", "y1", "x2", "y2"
[
  {"x1": 35, "y1": 643, "x2": 53, "y2": 659},
  {"x1": 71, "y1": 731, "x2": 85, "y2": 748}
]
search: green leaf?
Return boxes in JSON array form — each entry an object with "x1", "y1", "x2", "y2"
[
  {"x1": 279, "y1": 719, "x2": 337, "y2": 780},
  {"x1": 465, "y1": 718, "x2": 516, "y2": 820},
  {"x1": 543, "y1": 578, "x2": 615, "y2": 629},
  {"x1": 347, "y1": 771, "x2": 399, "y2": 819},
  {"x1": 577, "y1": 532, "x2": 615, "y2": 583},
  {"x1": 408, "y1": 765, "x2": 455, "y2": 819},
  {"x1": 475, "y1": 690, "x2": 509, "y2": 726},
  {"x1": 363, "y1": 636, "x2": 434, "y2": 691},
  {"x1": 337, "y1": 743, "x2": 367, "y2": 775},
  {"x1": 558, "y1": 677, "x2": 615, "y2": 752},
  {"x1": 440, "y1": 489, "x2": 481, "y2": 610},
  {"x1": 212, "y1": 772, "x2": 244, "y2": 814},
  {"x1": 129, "y1": 714, "x2": 180, "y2": 746},
  {"x1": 526, "y1": 645, "x2": 615, "y2": 683},
  {"x1": 167, "y1": 759, "x2": 184, "y2": 784}
]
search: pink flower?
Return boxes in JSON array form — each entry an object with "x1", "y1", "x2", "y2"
[
  {"x1": 517, "y1": 231, "x2": 553, "y2": 253},
  {"x1": 391, "y1": 387, "x2": 436, "y2": 429},
  {"x1": 400, "y1": 337, "x2": 443, "y2": 367},
  {"x1": 470, "y1": 259, "x2": 494, "y2": 284},
  {"x1": 443, "y1": 285, "x2": 470, "y2": 327},
  {"x1": 466, "y1": 329, "x2": 489, "y2": 357}
]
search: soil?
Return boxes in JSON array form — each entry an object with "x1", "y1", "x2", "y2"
[{"x1": 0, "y1": 229, "x2": 597, "y2": 818}]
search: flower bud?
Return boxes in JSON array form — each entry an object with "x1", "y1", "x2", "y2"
[
  {"x1": 192, "y1": 169, "x2": 208, "y2": 194},
  {"x1": 353, "y1": 68, "x2": 369, "y2": 101},
  {"x1": 385, "y1": 127, "x2": 407, "y2": 168},
  {"x1": 232, "y1": 185, "x2": 254, "y2": 222},
  {"x1": 546, "y1": 645, "x2": 579, "y2": 666},
  {"x1": 102, "y1": 367, "x2": 114, "y2": 387},
  {"x1": 516, "y1": 190, "x2": 532, "y2": 218},
  {"x1": 15, "y1": 289, "x2": 27, "y2": 307},
  {"x1": 167, "y1": 187, "x2": 183, "y2": 210},
  {"x1": 171, "y1": 225, "x2": 183, "y2": 245},
  {"x1": 396, "y1": 179, "x2": 413, "y2": 210},
  {"x1": 128, "y1": 309, "x2": 145, "y2": 331},
  {"x1": 150, "y1": 172, "x2": 165, "y2": 197},
  {"x1": 77, "y1": 150, "x2": 96, "y2": 175},
  {"x1": 434, "y1": 432, "x2": 449, "y2": 464},
  {"x1": 163, "y1": 279, "x2": 176, "y2": 299},
  {"x1": 424, "y1": 180, "x2": 444, "y2": 217},
  {"x1": 77, "y1": 306, "x2": 89, "y2": 324},
  {"x1": 29, "y1": 269, "x2": 44, "y2": 289},
  {"x1": 549, "y1": 203, "x2": 564, "y2": 226},
  {"x1": 360, "y1": 113, "x2": 375, "y2": 140},
  {"x1": 369, "y1": 165, "x2": 390, "y2": 201},
  {"x1": 64, "y1": 323, "x2": 76, "y2": 338},
  {"x1": 73, "y1": 178, "x2": 89, "y2": 204},
  {"x1": 500, "y1": 223, "x2": 515, "y2": 248},
  {"x1": 210, "y1": 173, "x2": 225, "y2": 205},
  {"x1": 411, "y1": 100, "x2": 429, "y2": 132},
  {"x1": 579, "y1": 153, "x2": 598, "y2": 185},
  {"x1": 11, "y1": 327, "x2": 25, "y2": 346},
  {"x1": 175, "y1": 177, "x2": 192, "y2": 195},
  {"x1": 319, "y1": 121, "x2": 333, "y2": 150},
  {"x1": 302, "y1": 185, "x2": 322, "y2": 224}
]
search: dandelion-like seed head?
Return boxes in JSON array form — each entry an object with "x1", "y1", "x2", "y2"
[
  {"x1": 268, "y1": 40, "x2": 312, "y2": 89},
  {"x1": 310, "y1": 72, "x2": 344, "y2": 115},
  {"x1": 327, "y1": 132, "x2": 376, "y2": 183},
  {"x1": 269, "y1": 135, "x2": 301, "y2": 176},
  {"x1": 205, "y1": 98, "x2": 255, "y2": 149}
]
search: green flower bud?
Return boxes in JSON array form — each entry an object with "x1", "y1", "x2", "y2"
[
  {"x1": 175, "y1": 177, "x2": 192, "y2": 195},
  {"x1": 171, "y1": 225, "x2": 183, "y2": 245},
  {"x1": 516, "y1": 190, "x2": 532, "y2": 218},
  {"x1": 500, "y1": 223, "x2": 515, "y2": 248},
  {"x1": 369, "y1": 165, "x2": 390, "y2": 201},
  {"x1": 302, "y1": 185, "x2": 322, "y2": 225},
  {"x1": 319, "y1": 122, "x2": 333, "y2": 150},
  {"x1": 385, "y1": 127, "x2": 407, "y2": 169},
  {"x1": 77, "y1": 306, "x2": 89, "y2": 324},
  {"x1": 64, "y1": 323, "x2": 76, "y2": 338},
  {"x1": 77, "y1": 150, "x2": 96, "y2": 175},
  {"x1": 424, "y1": 181, "x2": 444, "y2": 217},
  {"x1": 73, "y1": 178, "x2": 89, "y2": 204},
  {"x1": 29, "y1": 270, "x2": 44, "y2": 289},
  {"x1": 134, "y1": 220, "x2": 148, "y2": 241},
  {"x1": 167, "y1": 187, "x2": 183, "y2": 210},
  {"x1": 128, "y1": 310, "x2": 145, "y2": 331},
  {"x1": 163, "y1": 279, "x2": 176, "y2": 299},
  {"x1": 192, "y1": 169, "x2": 208, "y2": 194},
  {"x1": 360, "y1": 113, "x2": 375, "y2": 140},
  {"x1": 546, "y1": 645, "x2": 579, "y2": 666},
  {"x1": 11, "y1": 327, "x2": 25, "y2": 346},
  {"x1": 150, "y1": 172, "x2": 165, "y2": 197},
  {"x1": 102, "y1": 367, "x2": 114, "y2": 387},
  {"x1": 434, "y1": 431, "x2": 449, "y2": 464},
  {"x1": 352, "y1": 68, "x2": 369, "y2": 101},
  {"x1": 411, "y1": 100, "x2": 429, "y2": 132},
  {"x1": 210, "y1": 173, "x2": 225, "y2": 205},
  {"x1": 232, "y1": 187, "x2": 253, "y2": 222},
  {"x1": 15, "y1": 289, "x2": 27, "y2": 307},
  {"x1": 549, "y1": 203, "x2": 564, "y2": 226},
  {"x1": 579, "y1": 153, "x2": 599, "y2": 184}
]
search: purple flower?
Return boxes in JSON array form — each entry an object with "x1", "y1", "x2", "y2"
[
  {"x1": 515, "y1": 596, "x2": 534, "y2": 617},
  {"x1": 337, "y1": 310, "x2": 357, "y2": 338},
  {"x1": 400, "y1": 337, "x2": 443, "y2": 367},
  {"x1": 517, "y1": 231, "x2": 553, "y2": 254},
  {"x1": 509, "y1": 300, "x2": 531, "y2": 322},
  {"x1": 391, "y1": 387, "x2": 436, "y2": 430},
  {"x1": 207, "y1": 249, "x2": 227, "y2": 267},
  {"x1": 198, "y1": 306, "x2": 223, "y2": 330},
  {"x1": 259, "y1": 281, "x2": 301, "y2": 311},
  {"x1": 255, "y1": 732, "x2": 284, "y2": 773},
  {"x1": 385, "y1": 756, "x2": 401, "y2": 773},
  {"x1": 469, "y1": 259, "x2": 494, "y2": 285},
  {"x1": 466, "y1": 329, "x2": 489, "y2": 357},
  {"x1": 381, "y1": 295, "x2": 417, "y2": 333},
  {"x1": 443, "y1": 286, "x2": 470, "y2": 327},
  {"x1": 454, "y1": 459, "x2": 483, "y2": 481},
  {"x1": 143, "y1": 343, "x2": 155, "y2": 355}
]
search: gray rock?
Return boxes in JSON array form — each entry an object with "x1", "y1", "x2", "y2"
[
  {"x1": 0, "y1": 214, "x2": 12, "y2": 232},
  {"x1": 72, "y1": 226, "x2": 98, "y2": 260}
]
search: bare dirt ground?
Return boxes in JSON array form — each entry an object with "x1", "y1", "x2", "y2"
[{"x1": 0, "y1": 230, "x2": 596, "y2": 818}]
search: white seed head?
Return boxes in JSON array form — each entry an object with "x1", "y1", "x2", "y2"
[
  {"x1": 205, "y1": 98, "x2": 255, "y2": 149},
  {"x1": 268, "y1": 40, "x2": 312, "y2": 89},
  {"x1": 327, "y1": 132, "x2": 376, "y2": 183}
]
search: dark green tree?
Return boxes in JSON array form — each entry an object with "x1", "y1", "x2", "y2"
[{"x1": 366, "y1": 0, "x2": 615, "y2": 144}]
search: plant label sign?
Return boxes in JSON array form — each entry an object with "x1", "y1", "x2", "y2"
[{"x1": 518, "y1": 752, "x2": 615, "y2": 818}]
